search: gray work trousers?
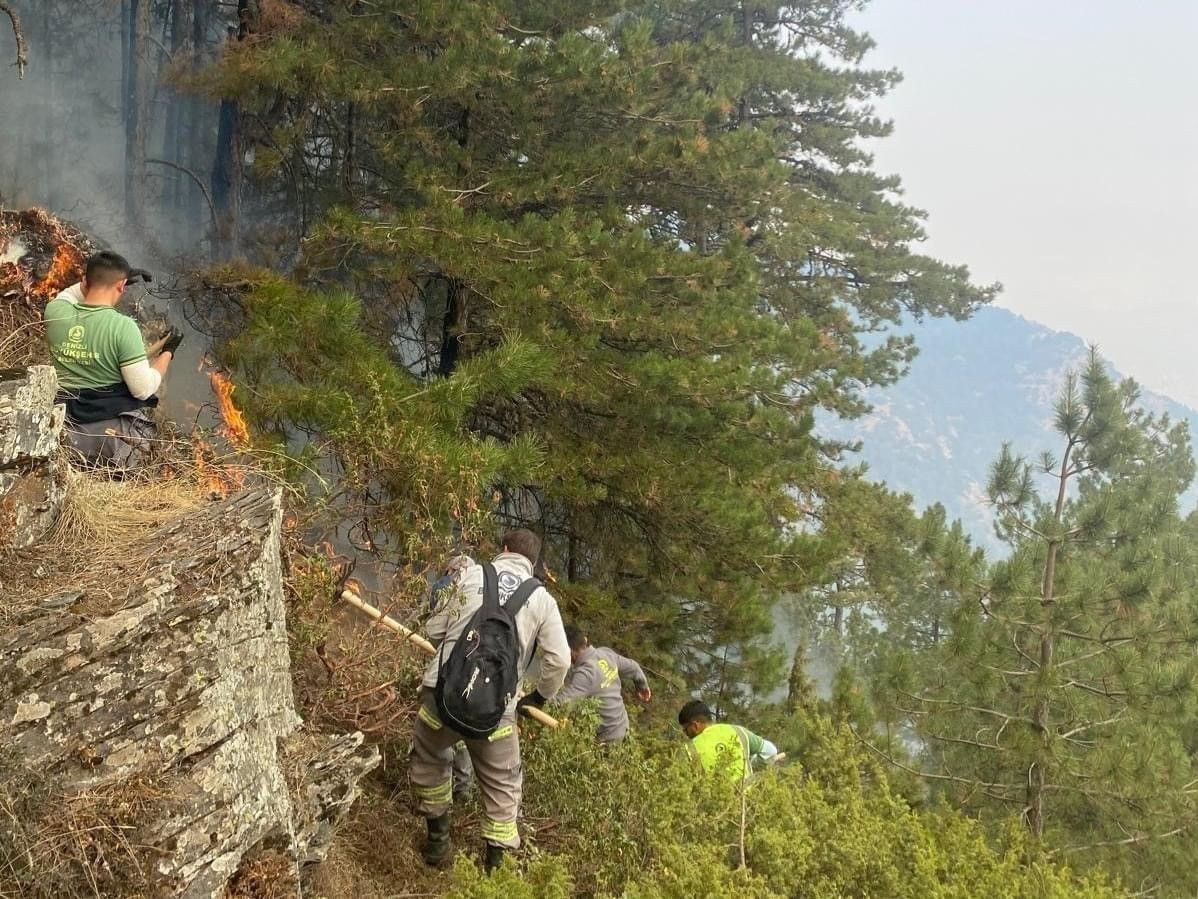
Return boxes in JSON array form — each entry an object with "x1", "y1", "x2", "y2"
[
  {"x1": 452, "y1": 742, "x2": 474, "y2": 794},
  {"x1": 64, "y1": 410, "x2": 156, "y2": 473},
  {"x1": 410, "y1": 690, "x2": 522, "y2": 849}
]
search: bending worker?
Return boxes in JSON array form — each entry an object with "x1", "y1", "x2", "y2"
[
  {"x1": 44, "y1": 252, "x2": 181, "y2": 470},
  {"x1": 410, "y1": 529, "x2": 570, "y2": 873},
  {"x1": 677, "y1": 699, "x2": 778, "y2": 783},
  {"x1": 553, "y1": 624, "x2": 651, "y2": 744}
]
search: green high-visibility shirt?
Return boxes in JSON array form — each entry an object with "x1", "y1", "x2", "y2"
[
  {"x1": 44, "y1": 299, "x2": 146, "y2": 391},
  {"x1": 689, "y1": 722, "x2": 766, "y2": 783}
]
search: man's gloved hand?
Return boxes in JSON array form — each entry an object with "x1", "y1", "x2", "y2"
[
  {"x1": 516, "y1": 690, "x2": 548, "y2": 716},
  {"x1": 126, "y1": 267, "x2": 154, "y2": 285},
  {"x1": 161, "y1": 328, "x2": 184, "y2": 355}
]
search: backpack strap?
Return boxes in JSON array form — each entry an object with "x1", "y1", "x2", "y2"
[
  {"x1": 481, "y1": 562, "x2": 499, "y2": 611},
  {"x1": 503, "y1": 576, "x2": 542, "y2": 618}
]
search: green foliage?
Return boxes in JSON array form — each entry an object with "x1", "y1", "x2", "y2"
[
  {"x1": 198, "y1": 0, "x2": 992, "y2": 697},
  {"x1": 448, "y1": 854, "x2": 573, "y2": 899},
  {"x1": 446, "y1": 706, "x2": 1118, "y2": 898},
  {"x1": 888, "y1": 352, "x2": 1198, "y2": 895}
]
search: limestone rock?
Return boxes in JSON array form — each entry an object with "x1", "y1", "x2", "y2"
[
  {"x1": 0, "y1": 365, "x2": 65, "y2": 548},
  {"x1": 284, "y1": 731, "x2": 382, "y2": 870},
  {"x1": 0, "y1": 488, "x2": 379, "y2": 897},
  {"x1": 0, "y1": 457, "x2": 66, "y2": 549}
]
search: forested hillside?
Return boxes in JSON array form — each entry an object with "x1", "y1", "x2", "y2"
[
  {"x1": 3, "y1": 2, "x2": 1196, "y2": 897},
  {"x1": 823, "y1": 305, "x2": 1198, "y2": 552}
]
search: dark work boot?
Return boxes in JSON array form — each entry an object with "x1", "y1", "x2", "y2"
[
  {"x1": 421, "y1": 813, "x2": 451, "y2": 867},
  {"x1": 483, "y1": 842, "x2": 506, "y2": 874}
]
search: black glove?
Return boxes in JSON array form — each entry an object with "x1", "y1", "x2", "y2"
[
  {"x1": 126, "y1": 267, "x2": 154, "y2": 285},
  {"x1": 161, "y1": 328, "x2": 184, "y2": 355},
  {"x1": 516, "y1": 690, "x2": 548, "y2": 715}
]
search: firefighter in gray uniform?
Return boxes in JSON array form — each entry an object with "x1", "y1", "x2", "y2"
[
  {"x1": 553, "y1": 624, "x2": 651, "y2": 744},
  {"x1": 409, "y1": 530, "x2": 569, "y2": 873}
]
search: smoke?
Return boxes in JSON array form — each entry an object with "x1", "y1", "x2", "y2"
[
  {"x1": 0, "y1": 1, "x2": 234, "y2": 424},
  {"x1": 1, "y1": 3, "x2": 130, "y2": 244}
]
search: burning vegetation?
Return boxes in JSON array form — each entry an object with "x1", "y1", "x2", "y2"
[
  {"x1": 0, "y1": 209, "x2": 92, "y2": 368},
  {"x1": 210, "y1": 369, "x2": 250, "y2": 447}
]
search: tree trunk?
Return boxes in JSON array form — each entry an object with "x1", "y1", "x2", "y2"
[
  {"x1": 125, "y1": 0, "x2": 151, "y2": 229},
  {"x1": 212, "y1": 0, "x2": 252, "y2": 259},
  {"x1": 188, "y1": 0, "x2": 211, "y2": 234},
  {"x1": 437, "y1": 277, "x2": 467, "y2": 377},
  {"x1": 164, "y1": 0, "x2": 191, "y2": 214},
  {"x1": 39, "y1": 0, "x2": 53, "y2": 206},
  {"x1": 1026, "y1": 440, "x2": 1074, "y2": 841}
]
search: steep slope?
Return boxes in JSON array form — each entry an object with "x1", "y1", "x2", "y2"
[{"x1": 825, "y1": 306, "x2": 1198, "y2": 552}]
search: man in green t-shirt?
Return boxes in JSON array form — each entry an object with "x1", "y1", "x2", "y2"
[
  {"x1": 677, "y1": 700, "x2": 778, "y2": 784},
  {"x1": 44, "y1": 251, "x2": 182, "y2": 469}
]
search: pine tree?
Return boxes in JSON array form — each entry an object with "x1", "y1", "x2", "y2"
[
  {"x1": 198, "y1": 0, "x2": 993, "y2": 692},
  {"x1": 898, "y1": 352, "x2": 1198, "y2": 892}
]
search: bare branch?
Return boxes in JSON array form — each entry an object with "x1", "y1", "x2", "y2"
[
  {"x1": 850, "y1": 725, "x2": 1022, "y2": 798},
  {"x1": 1051, "y1": 826, "x2": 1187, "y2": 855},
  {"x1": 146, "y1": 158, "x2": 218, "y2": 231},
  {"x1": 0, "y1": 1, "x2": 27, "y2": 79},
  {"x1": 897, "y1": 690, "x2": 1036, "y2": 724}
]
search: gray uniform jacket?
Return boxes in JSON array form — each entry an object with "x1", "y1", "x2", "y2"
[
  {"x1": 554, "y1": 645, "x2": 649, "y2": 743},
  {"x1": 421, "y1": 552, "x2": 570, "y2": 716}
]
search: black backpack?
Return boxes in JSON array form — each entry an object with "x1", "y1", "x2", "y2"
[{"x1": 434, "y1": 562, "x2": 541, "y2": 739}]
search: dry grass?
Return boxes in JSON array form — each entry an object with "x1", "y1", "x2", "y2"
[
  {"x1": 0, "y1": 460, "x2": 205, "y2": 624},
  {"x1": 224, "y1": 849, "x2": 299, "y2": 899},
  {"x1": 0, "y1": 260, "x2": 45, "y2": 370},
  {"x1": 304, "y1": 780, "x2": 453, "y2": 899},
  {"x1": 0, "y1": 302, "x2": 45, "y2": 370},
  {"x1": 52, "y1": 463, "x2": 204, "y2": 545},
  {"x1": 0, "y1": 763, "x2": 166, "y2": 899},
  {"x1": 0, "y1": 445, "x2": 281, "y2": 624}
]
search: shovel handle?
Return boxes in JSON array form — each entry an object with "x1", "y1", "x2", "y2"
[
  {"x1": 519, "y1": 705, "x2": 559, "y2": 729},
  {"x1": 340, "y1": 589, "x2": 437, "y2": 655},
  {"x1": 340, "y1": 589, "x2": 560, "y2": 729}
]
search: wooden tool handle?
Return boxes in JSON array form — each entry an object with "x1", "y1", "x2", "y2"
[
  {"x1": 340, "y1": 589, "x2": 437, "y2": 655},
  {"x1": 519, "y1": 704, "x2": 558, "y2": 728}
]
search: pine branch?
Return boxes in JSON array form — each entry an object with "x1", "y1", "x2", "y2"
[
  {"x1": 850, "y1": 725, "x2": 1022, "y2": 799},
  {"x1": 1062, "y1": 679, "x2": 1129, "y2": 699},
  {"x1": 0, "y1": 1, "x2": 27, "y2": 79},
  {"x1": 1056, "y1": 710, "x2": 1129, "y2": 743},
  {"x1": 1052, "y1": 825, "x2": 1187, "y2": 855},
  {"x1": 897, "y1": 690, "x2": 1036, "y2": 725}
]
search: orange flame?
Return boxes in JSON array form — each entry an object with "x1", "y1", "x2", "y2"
[
  {"x1": 192, "y1": 435, "x2": 246, "y2": 497},
  {"x1": 209, "y1": 371, "x2": 250, "y2": 447},
  {"x1": 31, "y1": 241, "x2": 85, "y2": 300}
]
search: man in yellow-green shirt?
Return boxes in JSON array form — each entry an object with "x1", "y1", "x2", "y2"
[{"x1": 678, "y1": 700, "x2": 777, "y2": 783}]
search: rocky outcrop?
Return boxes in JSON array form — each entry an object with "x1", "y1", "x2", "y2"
[
  {"x1": 0, "y1": 364, "x2": 65, "y2": 548},
  {"x1": 0, "y1": 370, "x2": 379, "y2": 897}
]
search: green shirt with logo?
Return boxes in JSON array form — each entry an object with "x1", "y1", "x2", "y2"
[
  {"x1": 44, "y1": 299, "x2": 146, "y2": 391},
  {"x1": 689, "y1": 722, "x2": 765, "y2": 783}
]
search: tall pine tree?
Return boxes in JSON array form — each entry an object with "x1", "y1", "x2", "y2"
[
  {"x1": 896, "y1": 352, "x2": 1198, "y2": 892},
  {"x1": 197, "y1": 0, "x2": 993, "y2": 691}
]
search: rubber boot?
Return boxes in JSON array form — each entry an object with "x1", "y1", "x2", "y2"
[
  {"x1": 421, "y1": 813, "x2": 451, "y2": 867},
  {"x1": 483, "y1": 842, "x2": 506, "y2": 874}
]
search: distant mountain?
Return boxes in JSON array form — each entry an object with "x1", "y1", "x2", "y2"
[{"x1": 822, "y1": 306, "x2": 1198, "y2": 553}]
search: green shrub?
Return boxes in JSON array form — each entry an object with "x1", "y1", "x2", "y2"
[{"x1": 446, "y1": 708, "x2": 1121, "y2": 898}]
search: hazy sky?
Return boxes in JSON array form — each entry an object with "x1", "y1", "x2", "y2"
[{"x1": 851, "y1": 1, "x2": 1198, "y2": 406}]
